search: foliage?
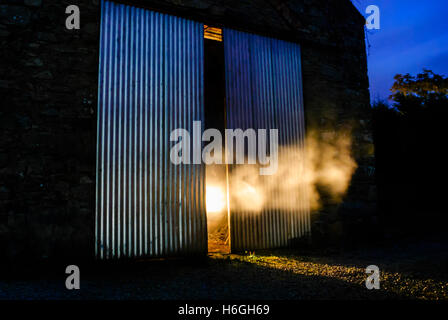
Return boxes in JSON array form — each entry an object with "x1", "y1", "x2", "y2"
[
  {"x1": 372, "y1": 70, "x2": 448, "y2": 231},
  {"x1": 390, "y1": 69, "x2": 448, "y2": 114}
]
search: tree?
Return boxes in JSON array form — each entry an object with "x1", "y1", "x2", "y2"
[
  {"x1": 373, "y1": 70, "x2": 448, "y2": 232},
  {"x1": 389, "y1": 70, "x2": 448, "y2": 115}
]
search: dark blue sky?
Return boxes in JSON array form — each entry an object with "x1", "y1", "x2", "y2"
[{"x1": 351, "y1": 0, "x2": 448, "y2": 101}]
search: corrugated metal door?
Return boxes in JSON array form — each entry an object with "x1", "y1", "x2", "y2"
[
  {"x1": 224, "y1": 29, "x2": 310, "y2": 251},
  {"x1": 96, "y1": 0, "x2": 206, "y2": 259}
]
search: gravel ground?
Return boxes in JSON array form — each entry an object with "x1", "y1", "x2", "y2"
[{"x1": 0, "y1": 240, "x2": 447, "y2": 300}]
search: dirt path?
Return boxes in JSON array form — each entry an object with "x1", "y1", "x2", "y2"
[{"x1": 0, "y1": 240, "x2": 446, "y2": 300}]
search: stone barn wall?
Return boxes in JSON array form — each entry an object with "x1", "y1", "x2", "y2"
[{"x1": 0, "y1": 0, "x2": 374, "y2": 261}]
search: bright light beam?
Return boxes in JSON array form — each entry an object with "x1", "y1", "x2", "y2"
[{"x1": 206, "y1": 186, "x2": 226, "y2": 214}]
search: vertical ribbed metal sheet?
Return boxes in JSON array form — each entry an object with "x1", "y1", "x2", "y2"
[
  {"x1": 96, "y1": 0, "x2": 206, "y2": 259},
  {"x1": 224, "y1": 29, "x2": 310, "y2": 251}
]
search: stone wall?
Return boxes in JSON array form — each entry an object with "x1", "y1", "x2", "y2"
[
  {"x1": 0, "y1": 0, "x2": 100, "y2": 261},
  {"x1": 0, "y1": 0, "x2": 374, "y2": 261}
]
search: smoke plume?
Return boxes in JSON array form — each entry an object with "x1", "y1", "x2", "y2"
[{"x1": 228, "y1": 130, "x2": 357, "y2": 212}]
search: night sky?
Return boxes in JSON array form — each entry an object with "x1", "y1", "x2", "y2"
[{"x1": 351, "y1": 0, "x2": 448, "y2": 102}]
